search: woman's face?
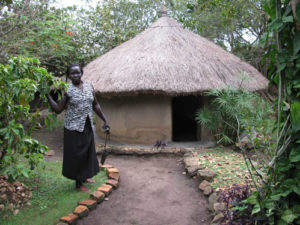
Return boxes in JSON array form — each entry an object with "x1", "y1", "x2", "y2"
[{"x1": 68, "y1": 66, "x2": 82, "y2": 85}]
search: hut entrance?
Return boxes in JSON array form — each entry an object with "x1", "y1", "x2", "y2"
[{"x1": 172, "y1": 96, "x2": 200, "y2": 142}]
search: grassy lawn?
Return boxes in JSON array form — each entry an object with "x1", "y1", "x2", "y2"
[
  {"x1": 199, "y1": 147, "x2": 262, "y2": 192},
  {"x1": 0, "y1": 160, "x2": 107, "y2": 225}
]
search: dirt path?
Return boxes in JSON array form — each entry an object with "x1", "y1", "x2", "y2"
[
  {"x1": 33, "y1": 127, "x2": 211, "y2": 225},
  {"x1": 78, "y1": 155, "x2": 210, "y2": 225}
]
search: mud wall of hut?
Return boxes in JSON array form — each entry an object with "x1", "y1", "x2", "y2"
[{"x1": 95, "y1": 95, "x2": 172, "y2": 144}]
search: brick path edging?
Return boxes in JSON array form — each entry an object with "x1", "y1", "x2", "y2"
[{"x1": 57, "y1": 164, "x2": 120, "y2": 225}]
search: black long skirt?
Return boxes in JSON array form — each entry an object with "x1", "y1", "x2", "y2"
[{"x1": 63, "y1": 117, "x2": 99, "y2": 181}]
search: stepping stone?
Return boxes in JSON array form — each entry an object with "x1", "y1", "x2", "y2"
[
  {"x1": 90, "y1": 191, "x2": 105, "y2": 203},
  {"x1": 97, "y1": 184, "x2": 113, "y2": 196},
  {"x1": 78, "y1": 199, "x2": 97, "y2": 210},
  {"x1": 60, "y1": 213, "x2": 78, "y2": 225},
  {"x1": 106, "y1": 179, "x2": 119, "y2": 189},
  {"x1": 107, "y1": 168, "x2": 120, "y2": 181},
  {"x1": 74, "y1": 205, "x2": 89, "y2": 218}
]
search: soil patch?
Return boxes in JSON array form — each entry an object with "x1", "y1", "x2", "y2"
[
  {"x1": 78, "y1": 155, "x2": 210, "y2": 225},
  {"x1": 32, "y1": 127, "x2": 211, "y2": 225}
]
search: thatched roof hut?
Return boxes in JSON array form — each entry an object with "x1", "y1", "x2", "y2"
[
  {"x1": 83, "y1": 15, "x2": 269, "y2": 144},
  {"x1": 84, "y1": 15, "x2": 268, "y2": 96}
]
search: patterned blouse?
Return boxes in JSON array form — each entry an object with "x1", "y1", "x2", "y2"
[{"x1": 64, "y1": 82, "x2": 94, "y2": 132}]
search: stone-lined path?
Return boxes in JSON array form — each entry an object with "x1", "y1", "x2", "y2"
[{"x1": 78, "y1": 155, "x2": 210, "y2": 225}]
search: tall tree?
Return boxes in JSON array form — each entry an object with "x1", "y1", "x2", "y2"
[
  {"x1": 0, "y1": 0, "x2": 79, "y2": 76},
  {"x1": 71, "y1": 0, "x2": 161, "y2": 64}
]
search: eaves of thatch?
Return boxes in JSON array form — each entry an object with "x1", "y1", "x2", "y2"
[{"x1": 83, "y1": 15, "x2": 269, "y2": 97}]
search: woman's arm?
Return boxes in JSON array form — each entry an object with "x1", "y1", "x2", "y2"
[
  {"x1": 92, "y1": 92, "x2": 109, "y2": 129},
  {"x1": 46, "y1": 93, "x2": 68, "y2": 114}
]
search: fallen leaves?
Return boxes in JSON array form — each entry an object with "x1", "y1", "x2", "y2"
[{"x1": 198, "y1": 148, "x2": 260, "y2": 192}]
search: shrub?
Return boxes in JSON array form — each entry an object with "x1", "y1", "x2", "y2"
[
  {"x1": 195, "y1": 87, "x2": 274, "y2": 153},
  {"x1": 0, "y1": 56, "x2": 67, "y2": 181},
  {"x1": 218, "y1": 184, "x2": 268, "y2": 225}
]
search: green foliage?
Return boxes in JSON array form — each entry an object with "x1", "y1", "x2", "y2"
[
  {"x1": 0, "y1": 0, "x2": 80, "y2": 76},
  {"x1": 168, "y1": 0, "x2": 268, "y2": 73},
  {"x1": 0, "y1": 56, "x2": 67, "y2": 181},
  {"x1": 0, "y1": 160, "x2": 107, "y2": 224},
  {"x1": 245, "y1": 0, "x2": 300, "y2": 224},
  {"x1": 71, "y1": 0, "x2": 160, "y2": 64},
  {"x1": 195, "y1": 87, "x2": 274, "y2": 150}
]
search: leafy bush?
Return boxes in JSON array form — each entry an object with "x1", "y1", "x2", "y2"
[
  {"x1": 218, "y1": 184, "x2": 268, "y2": 225},
  {"x1": 0, "y1": 56, "x2": 67, "y2": 181},
  {"x1": 195, "y1": 87, "x2": 274, "y2": 152}
]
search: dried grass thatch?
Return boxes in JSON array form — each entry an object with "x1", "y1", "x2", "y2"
[{"x1": 83, "y1": 16, "x2": 269, "y2": 96}]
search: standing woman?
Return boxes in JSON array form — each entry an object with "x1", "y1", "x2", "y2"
[{"x1": 46, "y1": 64, "x2": 109, "y2": 192}]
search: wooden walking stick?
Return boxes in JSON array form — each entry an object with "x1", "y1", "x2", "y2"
[{"x1": 100, "y1": 127, "x2": 110, "y2": 165}]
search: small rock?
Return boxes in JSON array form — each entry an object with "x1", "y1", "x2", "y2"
[
  {"x1": 107, "y1": 168, "x2": 120, "y2": 181},
  {"x1": 203, "y1": 186, "x2": 213, "y2": 195},
  {"x1": 213, "y1": 203, "x2": 226, "y2": 212},
  {"x1": 182, "y1": 172, "x2": 186, "y2": 175},
  {"x1": 211, "y1": 213, "x2": 224, "y2": 224},
  {"x1": 104, "y1": 197, "x2": 109, "y2": 201},
  {"x1": 208, "y1": 193, "x2": 218, "y2": 211},
  {"x1": 106, "y1": 179, "x2": 119, "y2": 189},
  {"x1": 90, "y1": 191, "x2": 105, "y2": 203},
  {"x1": 74, "y1": 205, "x2": 89, "y2": 218},
  {"x1": 97, "y1": 184, "x2": 113, "y2": 196},
  {"x1": 78, "y1": 199, "x2": 97, "y2": 210},
  {"x1": 186, "y1": 165, "x2": 205, "y2": 176},
  {"x1": 60, "y1": 213, "x2": 79, "y2": 225},
  {"x1": 199, "y1": 180, "x2": 211, "y2": 191},
  {"x1": 197, "y1": 169, "x2": 216, "y2": 181}
]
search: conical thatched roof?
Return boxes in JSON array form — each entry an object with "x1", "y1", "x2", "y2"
[{"x1": 83, "y1": 15, "x2": 268, "y2": 96}]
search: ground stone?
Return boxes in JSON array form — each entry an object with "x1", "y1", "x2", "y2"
[
  {"x1": 97, "y1": 184, "x2": 113, "y2": 196},
  {"x1": 199, "y1": 180, "x2": 211, "y2": 191},
  {"x1": 108, "y1": 172, "x2": 120, "y2": 181},
  {"x1": 197, "y1": 169, "x2": 217, "y2": 181},
  {"x1": 106, "y1": 179, "x2": 119, "y2": 189},
  {"x1": 208, "y1": 193, "x2": 218, "y2": 211},
  {"x1": 60, "y1": 213, "x2": 79, "y2": 225},
  {"x1": 186, "y1": 165, "x2": 205, "y2": 176},
  {"x1": 90, "y1": 191, "x2": 105, "y2": 203},
  {"x1": 203, "y1": 186, "x2": 213, "y2": 196},
  {"x1": 213, "y1": 203, "x2": 226, "y2": 212},
  {"x1": 211, "y1": 213, "x2": 224, "y2": 224},
  {"x1": 78, "y1": 199, "x2": 97, "y2": 210},
  {"x1": 74, "y1": 205, "x2": 89, "y2": 218},
  {"x1": 183, "y1": 157, "x2": 199, "y2": 167}
]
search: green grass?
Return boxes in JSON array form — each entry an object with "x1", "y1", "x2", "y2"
[
  {"x1": 199, "y1": 147, "x2": 261, "y2": 192},
  {"x1": 0, "y1": 160, "x2": 107, "y2": 225}
]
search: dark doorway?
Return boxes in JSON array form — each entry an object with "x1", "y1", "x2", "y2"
[{"x1": 172, "y1": 96, "x2": 200, "y2": 142}]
